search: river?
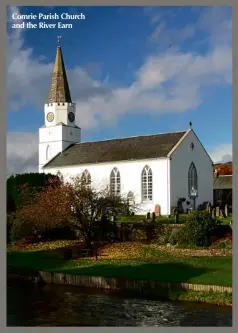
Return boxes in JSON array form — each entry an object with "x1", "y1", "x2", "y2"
[{"x1": 7, "y1": 280, "x2": 232, "y2": 327}]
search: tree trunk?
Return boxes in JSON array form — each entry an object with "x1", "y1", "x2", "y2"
[{"x1": 84, "y1": 233, "x2": 92, "y2": 248}]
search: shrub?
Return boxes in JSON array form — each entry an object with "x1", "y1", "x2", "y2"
[
  {"x1": 40, "y1": 227, "x2": 76, "y2": 242},
  {"x1": 14, "y1": 236, "x2": 40, "y2": 249},
  {"x1": 217, "y1": 239, "x2": 232, "y2": 250},
  {"x1": 146, "y1": 223, "x2": 157, "y2": 241},
  {"x1": 211, "y1": 224, "x2": 232, "y2": 239},
  {"x1": 182, "y1": 211, "x2": 220, "y2": 247},
  {"x1": 156, "y1": 225, "x2": 173, "y2": 244},
  {"x1": 168, "y1": 228, "x2": 188, "y2": 245},
  {"x1": 168, "y1": 228, "x2": 181, "y2": 245},
  {"x1": 10, "y1": 219, "x2": 35, "y2": 244},
  {"x1": 7, "y1": 213, "x2": 15, "y2": 244}
]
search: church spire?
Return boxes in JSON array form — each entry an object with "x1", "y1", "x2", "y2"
[{"x1": 48, "y1": 37, "x2": 72, "y2": 103}]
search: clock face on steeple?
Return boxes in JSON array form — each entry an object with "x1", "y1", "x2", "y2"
[
  {"x1": 68, "y1": 112, "x2": 75, "y2": 122},
  {"x1": 46, "y1": 112, "x2": 54, "y2": 122}
]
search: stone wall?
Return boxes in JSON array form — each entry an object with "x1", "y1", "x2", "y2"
[{"x1": 7, "y1": 267, "x2": 232, "y2": 294}]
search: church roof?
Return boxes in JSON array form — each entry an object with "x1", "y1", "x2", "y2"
[
  {"x1": 44, "y1": 131, "x2": 187, "y2": 168},
  {"x1": 48, "y1": 45, "x2": 72, "y2": 103}
]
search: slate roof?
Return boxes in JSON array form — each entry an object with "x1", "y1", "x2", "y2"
[
  {"x1": 48, "y1": 46, "x2": 72, "y2": 103},
  {"x1": 44, "y1": 131, "x2": 186, "y2": 168},
  {"x1": 213, "y1": 175, "x2": 232, "y2": 190}
]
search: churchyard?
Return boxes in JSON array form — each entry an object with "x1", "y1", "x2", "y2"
[{"x1": 7, "y1": 173, "x2": 232, "y2": 305}]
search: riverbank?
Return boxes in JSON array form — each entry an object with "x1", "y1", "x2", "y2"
[
  {"x1": 7, "y1": 267, "x2": 232, "y2": 307},
  {"x1": 7, "y1": 242, "x2": 232, "y2": 306}
]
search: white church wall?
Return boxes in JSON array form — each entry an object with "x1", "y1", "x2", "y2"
[
  {"x1": 44, "y1": 157, "x2": 170, "y2": 215},
  {"x1": 39, "y1": 127, "x2": 64, "y2": 169},
  {"x1": 61, "y1": 125, "x2": 81, "y2": 144},
  {"x1": 39, "y1": 124, "x2": 81, "y2": 171},
  {"x1": 169, "y1": 130, "x2": 213, "y2": 211}
]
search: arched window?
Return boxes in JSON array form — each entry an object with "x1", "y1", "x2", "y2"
[
  {"x1": 81, "y1": 169, "x2": 91, "y2": 188},
  {"x1": 188, "y1": 162, "x2": 198, "y2": 196},
  {"x1": 141, "y1": 165, "x2": 153, "y2": 201},
  {"x1": 46, "y1": 145, "x2": 51, "y2": 161},
  {"x1": 110, "y1": 167, "x2": 121, "y2": 196}
]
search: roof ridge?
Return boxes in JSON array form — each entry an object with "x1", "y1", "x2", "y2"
[
  {"x1": 77, "y1": 130, "x2": 187, "y2": 145},
  {"x1": 43, "y1": 131, "x2": 187, "y2": 168}
]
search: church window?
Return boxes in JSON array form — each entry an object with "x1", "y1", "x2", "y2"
[
  {"x1": 188, "y1": 162, "x2": 198, "y2": 196},
  {"x1": 141, "y1": 165, "x2": 153, "y2": 201},
  {"x1": 46, "y1": 145, "x2": 51, "y2": 161},
  {"x1": 81, "y1": 169, "x2": 91, "y2": 188},
  {"x1": 110, "y1": 167, "x2": 121, "y2": 196}
]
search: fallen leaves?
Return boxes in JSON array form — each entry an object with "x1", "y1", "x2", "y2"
[
  {"x1": 98, "y1": 242, "x2": 144, "y2": 259},
  {"x1": 96, "y1": 242, "x2": 232, "y2": 259},
  {"x1": 12, "y1": 240, "x2": 82, "y2": 252},
  {"x1": 11, "y1": 240, "x2": 232, "y2": 259}
]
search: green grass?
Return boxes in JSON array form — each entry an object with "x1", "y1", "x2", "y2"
[
  {"x1": 220, "y1": 214, "x2": 232, "y2": 225},
  {"x1": 116, "y1": 213, "x2": 232, "y2": 226},
  {"x1": 155, "y1": 289, "x2": 232, "y2": 306},
  {"x1": 7, "y1": 249, "x2": 232, "y2": 287},
  {"x1": 116, "y1": 214, "x2": 186, "y2": 224}
]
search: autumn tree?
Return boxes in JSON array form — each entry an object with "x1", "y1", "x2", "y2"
[
  {"x1": 7, "y1": 173, "x2": 61, "y2": 243},
  {"x1": 12, "y1": 174, "x2": 129, "y2": 247},
  {"x1": 7, "y1": 172, "x2": 61, "y2": 213}
]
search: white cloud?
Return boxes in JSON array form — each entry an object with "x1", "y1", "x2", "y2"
[
  {"x1": 7, "y1": 132, "x2": 38, "y2": 174},
  {"x1": 7, "y1": 6, "x2": 232, "y2": 174},
  {"x1": 208, "y1": 143, "x2": 232, "y2": 163}
]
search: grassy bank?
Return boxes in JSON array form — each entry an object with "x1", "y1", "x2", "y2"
[
  {"x1": 151, "y1": 289, "x2": 232, "y2": 306},
  {"x1": 7, "y1": 240, "x2": 232, "y2": 306},
  {"x1": 7, "y1": 246, "x2": 232, "y2": 287}
]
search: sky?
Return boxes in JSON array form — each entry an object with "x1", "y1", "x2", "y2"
[{"x1": 6, "y1": 5, "x2": 232, "y2": 175}]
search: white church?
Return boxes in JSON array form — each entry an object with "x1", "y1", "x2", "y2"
[{"x1": 39, "y1": 43, "x2": 214, "y2": 216}]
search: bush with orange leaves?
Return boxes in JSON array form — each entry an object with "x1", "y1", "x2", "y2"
[{"x1": 10, "y1": 174, "x2": 128, "y2": 248}]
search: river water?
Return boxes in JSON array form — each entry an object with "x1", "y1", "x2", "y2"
[{"x1": 7, "y1": 280, "x2": 232, "y2": 327}]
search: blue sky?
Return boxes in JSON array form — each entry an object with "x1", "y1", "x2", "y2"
[{"x1": 6, "y1": 6, "x2": 232, "y2": 174}]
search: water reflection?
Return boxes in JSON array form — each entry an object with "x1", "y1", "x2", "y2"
[{"x1": 7, "y1": 280, "x2": 232, "y2": 327}]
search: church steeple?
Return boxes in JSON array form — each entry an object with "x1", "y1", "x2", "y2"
[
  {"x1": 48, "y1": 37, "x2": 72, "y2": 103},
  {"x1": 39, "y1": 37, "x2": 81, "y2": 172}
]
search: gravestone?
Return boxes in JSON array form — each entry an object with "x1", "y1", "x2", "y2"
[
  {"x1": 215, "y1": 207, "x2": 220, "y2": 218},
  {"x1": 154, "y1": 204, "x2": 161, "y2": 217},
  {"x1": 225, "y1": 204, "x2": 228, "y2": 218},
  {"x1": 152, "y1": 212, "x2": 156, "y2": 222},
  {"x1": 206, "y1": 202, "x2": 211, "y2": 213},
  {"x1": 211, "y1": 208, "x2": 216, "y2": 218},
  {"x1": 208, "y1": 205, "x2": 211, "y2": 215},
  {"x1": 172, "y1": 208, "x2": 177, "y2": 217}
]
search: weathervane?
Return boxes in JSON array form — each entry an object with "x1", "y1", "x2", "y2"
[{"x1": 57, "y1": 36, "x2": 62, "y2": 45}]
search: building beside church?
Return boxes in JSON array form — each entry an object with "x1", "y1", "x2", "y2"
[
  {"x1": 213, "y1": 162, "x2": 232, "y2": 210},
  {"x1": 39, "y1": 43, "x2": 214, "y2": 216}
]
